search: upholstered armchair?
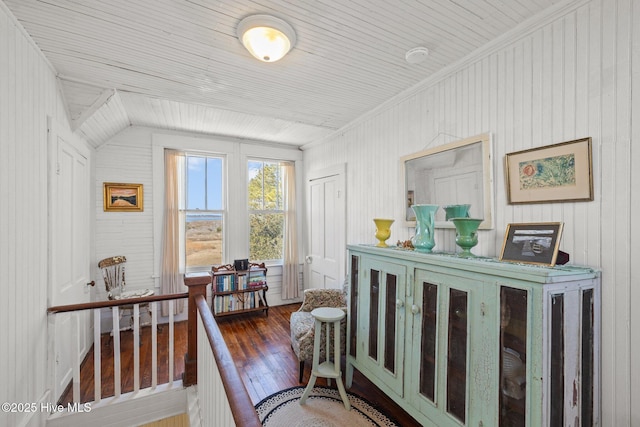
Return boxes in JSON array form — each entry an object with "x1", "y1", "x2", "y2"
[{"x1": 290, "y1": 288, "x2": 348, "y2": 382}]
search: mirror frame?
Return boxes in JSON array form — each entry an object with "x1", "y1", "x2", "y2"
[{"x1": 400, "y1": 132, "x2": 494, "y2": 230}]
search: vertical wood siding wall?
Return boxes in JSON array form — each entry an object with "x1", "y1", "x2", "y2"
[
  {"x1": 303, "y1": 0, "x2": 638, "y2": 424},
  {"x1": 95, "y1": 128, "x2": 155, "y2": 301},
  {"x1": 0, "y1": 3, "x2": 76, "y2": 426}
]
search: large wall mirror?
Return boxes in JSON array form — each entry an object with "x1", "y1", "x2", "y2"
[{"x1": 401, "y1": 133, "x2": 494, "y2": 229}]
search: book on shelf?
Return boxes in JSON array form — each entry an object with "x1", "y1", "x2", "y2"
[{"x1": 247, "y1": 270, "x2": 267, "y2": 288}]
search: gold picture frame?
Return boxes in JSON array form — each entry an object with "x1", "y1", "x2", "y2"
[
  {"x1": 505, "y1": 137, "x2": 593, "y2": 204},
  {"x1": 499, "y1": 222, "x2": 564, "y2": 266},
  {"x1": 103, "y1": 182, "x2": 144, "y2": 212}
]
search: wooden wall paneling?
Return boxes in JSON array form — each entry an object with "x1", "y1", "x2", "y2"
[
  {"x1": 0, "y1": 3, "x2": 74, "y2": 425},
  {"x1": 302, "y1": 2, "x2": 638, "y2": 422},
  {"x1": 630, "y1": 0, "x2": 640, "y2": 420},
  {"x1": 600, "y1": 0, "x2": 629, "y2": 424}
]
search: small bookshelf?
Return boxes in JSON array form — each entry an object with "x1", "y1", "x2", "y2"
[{"x1": 211, "y1": 262, "x2": 268, "y2": 317}]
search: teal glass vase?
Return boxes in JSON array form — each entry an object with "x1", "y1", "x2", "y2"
[
  {"x1": 411, "y1": 204, "x2": 439, "y2": 253},
  {"x1": 443, "y1": 204, "x2": 471, "y2": 221},
  {"x1": 451, "y1": 218, "x2": 483, "y2": 257}
]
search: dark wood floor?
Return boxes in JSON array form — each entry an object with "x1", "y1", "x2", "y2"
[
  {"x1": 63, "y1": 304, "x2": 421, "y2": 426},
  {"x1": 216, "y1": 303, "x2": 421, "y2": 426}
]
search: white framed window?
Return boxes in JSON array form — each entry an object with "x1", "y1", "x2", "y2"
[
  {"x1": 248, "y1": 160, "x2": 284, "y2": 263},
  {"x1": 183, "y1": 154, "x2": 225, "y2": 270}
]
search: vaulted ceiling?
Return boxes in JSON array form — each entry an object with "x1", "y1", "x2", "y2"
[{"x1": 5, "y1": 0, "x2": 565, "y2": 147}]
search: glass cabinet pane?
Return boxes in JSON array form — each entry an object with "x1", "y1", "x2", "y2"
[
  {"x1": 581, "y1": 289, "x2": 594, "y2": 426},
  {"x1": 369, "y1": 269, "x2": 380, "y2": 360},
  {"x1": 500, "y1": 287, "x2": 528, "y2": 427},
  {"x1": 420, "y1": 282, "x2": 438, "y2": 401},
  {"x1": 384, "y1": 274, "x2": 397, "y2": 373},
  {"x1": 349, "y1": 255, "x2": 358, "y2": 358},
  {"x1": 447, "y1": 289, "x2": 468, "y2": 423},
  {"x1": 549, "y1": 294, "x2": 564, "y2": 426}
]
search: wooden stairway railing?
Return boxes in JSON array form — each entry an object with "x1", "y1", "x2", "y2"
[
  {"x1": 46, "y1": 273, "x2": 261, "y2": 426},
  {"x1": 185, "y1": 273, "x2": 261, "y2": 427}
]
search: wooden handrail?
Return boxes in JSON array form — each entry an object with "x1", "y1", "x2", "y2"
[
  {"x1": 47, "y1": 292, "x2": 189, "y2": 314},
  {"x1": 195, "y1": 294, "x2": 262, "y2": 427}
]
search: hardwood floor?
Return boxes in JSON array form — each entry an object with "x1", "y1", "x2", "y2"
[
  {"x1": 59, "y1": 322, "x2": 188, "y2": 405},
  {"x1": 64, "y1": 304, "x2": 421, "y2": 426},
  {"x1": 216, "y1": 303, "x2": 422, "y2": 426}
]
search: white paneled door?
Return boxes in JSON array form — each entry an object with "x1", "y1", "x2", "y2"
[
  {"x1": 305, "y1": 165, "x2": 345, "y2": 289},
  {"x1": 47, "y1": 118, "x2": 92, "y2": 402}
]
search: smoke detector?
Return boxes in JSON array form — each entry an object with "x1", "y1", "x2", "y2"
[{"x1": 405, "y1": 47, "x2": 429, "y2": 64}]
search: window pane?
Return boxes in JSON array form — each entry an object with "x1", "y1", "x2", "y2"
[
  {"x1": 249, "y1": 213, "x2": 283, "y2": 261},
  {"x1": 248, "y1": 161, "x2": 264, "y2": 210},
  {"x1": 262, "y1": 163, "x2": 282, "y2": 210},
  {"x1": 187, "y1": 157, "x2": 206, "y2": 210},
  {"x1": 206, "y1": 157, "x2": 223, "y2": 210},
  {"x1": 186, "y1": 213, "x2": 223, "y2": 267}
]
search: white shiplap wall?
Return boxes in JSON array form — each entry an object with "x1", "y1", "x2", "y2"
[
  {"x1": 95, "y1": 127, "x2": 155, "y2": 301},
  {"x1": 303, "y1": 0, "x2": 638, "y2": 424},
  {"x1": 0, "y1": 3, "x2": 84, "y2": 427}
]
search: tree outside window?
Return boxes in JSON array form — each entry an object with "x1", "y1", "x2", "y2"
[{"x1": 248, "y1": 160, "x2": 284, "y2": 262}]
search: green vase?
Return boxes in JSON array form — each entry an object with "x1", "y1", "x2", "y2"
[
  {"x1": 443, "y1": 204, "x2": 471, "y2": 221},
  {"x1": 451, "y1": 218, "x2": 483, "y2": 257},
  {"x1": 411, "y1": 204, "x2": 439, "y2": 253}
]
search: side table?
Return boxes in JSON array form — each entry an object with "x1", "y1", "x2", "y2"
[{"x1": 299, "y1": 307, "x2": 350, "y2": 410}]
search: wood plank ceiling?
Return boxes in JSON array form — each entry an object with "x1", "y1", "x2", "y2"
[{"x1": 4, "y1": 0, "x2": 564, "y2": 147}]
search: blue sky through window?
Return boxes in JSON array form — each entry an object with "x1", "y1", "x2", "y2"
[{"x1": 187, "y1": 156, "x2": 222, "y2": 210}]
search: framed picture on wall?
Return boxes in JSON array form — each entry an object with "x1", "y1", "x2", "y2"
[
  {"x1": 499, "y1": 222, "x2": 564, "y2": 266},
  {"x1": 103, "y1": 182, "x2": 144, "y2": 212},
  {"x1": 505, "y1": 137, "x2": 593, "y2": 204}
]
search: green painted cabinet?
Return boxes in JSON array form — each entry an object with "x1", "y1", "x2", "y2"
[{"x1": 345, "y1": 244, "x2": 600, "y2": 427}]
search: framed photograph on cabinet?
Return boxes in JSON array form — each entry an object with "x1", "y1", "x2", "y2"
[
  {"x1": 505, "y1": 137, "x2": 593, "y2": 204},
  {"x1": 500, "y1": 222, "x2": 564, "y2": 266},
  {"x1": 103, "y1": 182, "x2": 144, "y2": 212}
]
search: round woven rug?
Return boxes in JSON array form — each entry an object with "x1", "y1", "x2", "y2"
[{"x1": 255, "y1": 385, "x2": 400, "y2": 427}]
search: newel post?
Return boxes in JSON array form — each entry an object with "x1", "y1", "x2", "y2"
[{"x1": 183, "y1": 272, "x2": 212, "y2": 386}]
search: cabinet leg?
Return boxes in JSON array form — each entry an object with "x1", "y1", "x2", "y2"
[{"x1": 345, "y1": 362, "x2": 353, "y2": 388}]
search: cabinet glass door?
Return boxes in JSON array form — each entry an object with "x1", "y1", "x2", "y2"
[
  {"x1": 359, "y1": 258, "x2": 405, "y2": 396},
  {"x1": 349, "y1": 255, "x2": 359, "y2": 359},
  {"x1": 446, "y1": 288, "x2": 468, "y2": 423},
  {"x1": 419, "y1": 281, "x2": 438, "y2": 402},
  {"x1": 500, "y1": 286, "x2": 528, "y2": 427}
]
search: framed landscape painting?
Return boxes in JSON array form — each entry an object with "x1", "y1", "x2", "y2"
[
  {"x1": 505, "y1": 137, "x2": 593, "y2": 204},
  {"x1": 103, "y1": 182, "x2": 144, "y2": 212},
  {"x1": 500, "y1": 222, "x2": 564, "y2": 266}
]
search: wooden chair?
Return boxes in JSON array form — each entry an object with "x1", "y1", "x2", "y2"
[{"x1": 98, "y1": 256, "x2": 154, "y2": 333}]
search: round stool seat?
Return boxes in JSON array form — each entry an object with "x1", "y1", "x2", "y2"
[{"x1": 311, "y1": 307, "x2": 345, "y2": 323}]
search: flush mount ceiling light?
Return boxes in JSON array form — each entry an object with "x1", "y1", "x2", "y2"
[{"x1": 237, "y1": 14, "x2": 296, "y2": 62}]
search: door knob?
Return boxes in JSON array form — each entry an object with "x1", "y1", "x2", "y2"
[
  {"x1": 305, "y1": 256, "x2": 312, "y2": 264},
  {"x1": 86, "y1": 281, "x2": 95, "y2": 287},
  {"x1": 411, "y1": 304, "x2": 421, "y2": 314}
]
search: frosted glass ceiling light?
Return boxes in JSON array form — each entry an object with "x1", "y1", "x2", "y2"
[{"x1": 237, "y1": 15, "x2": 296, "y2": 62}]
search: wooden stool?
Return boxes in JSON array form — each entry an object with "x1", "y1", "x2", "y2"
[{"x1": 299, "y1": 307, "x2": 350, "y2": 410}]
